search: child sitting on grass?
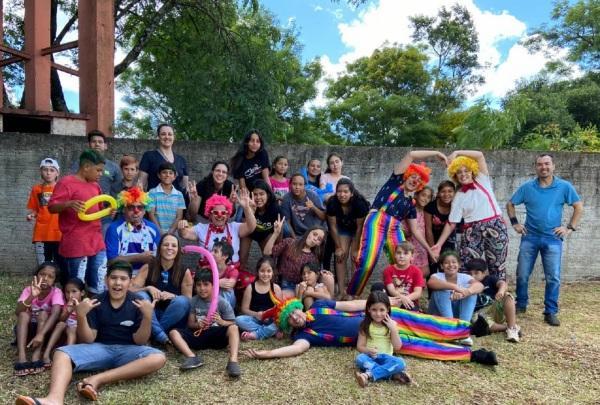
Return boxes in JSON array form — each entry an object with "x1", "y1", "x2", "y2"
[
  {"x1": 212, "y1": 241, "x2": 239, "y2": 309},
  {"x1": 355, "y1": 290, "x2": 412, "y2": 387},
  {"x1": 236, "y1": 256, "x2": 283, "y2": 341},
  {"x1": 467, "y1": 259, "x2": 521, "y2": 342},
  {"x1": 383, "y1": 242, "x2": 425, "y2": 311},
  {"x1": 296, "y1": 262, "x2": 332, "y2": 309},
  {"x1": 14, "y1": 262, "x2": 64, "y2": 376},
  {"x1": 41, "y1": 278, "x2": 86, "y2": 367},
  {"x1": 169, "y1": 269, "x2": 241, "y2": 377}
]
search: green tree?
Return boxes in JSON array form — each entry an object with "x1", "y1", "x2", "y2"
[
  {"x1": 115, "y1": 7, "x2": 324, "y2": 142},
  {"x1": 324, "y1": 45, "x2": 437, "y2": 146},
  {"x1": 525, "y1": 0, "x2": 600, "y2": 70},
  {"x1": 410, "y1": 4, "x2": 484, "y2": 112}
]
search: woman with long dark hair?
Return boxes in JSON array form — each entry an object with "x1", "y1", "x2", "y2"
[
  {"x1": 230, "y1": 129, "x2": 271, "y2": 191},
  {"x1": 188, "y1": 160, "x2": 235, "y2": 223}
]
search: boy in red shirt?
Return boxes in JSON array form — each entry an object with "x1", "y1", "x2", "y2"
[
  {"x1": 382, "y1": 242, "x2": 425, "y2": 310},
  {"x1": 49, "y1": 149, "x2": 107, "y2": 293}
]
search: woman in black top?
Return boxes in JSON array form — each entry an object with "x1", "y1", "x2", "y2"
[
  {"x1": 230, "y1": 129, "x2": 271, "y2": 191},
  {"x1": 424, "y1": 180, "x2": 457, "y2": 274},
  {"x1": 188, "y1": 160, "x2": 235, "y2": 222},
  {"x1": 235, "y1": 257, "x2": 283, "y2": 341},
  {"x1": 130, "y1": 234, "x2": 193, "y2": 344},
  {"x1": 326, "y1": 178, "x2": 370, "y2": 298}
]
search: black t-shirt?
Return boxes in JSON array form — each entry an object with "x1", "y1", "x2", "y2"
[
  {"x1": 481, "y1": 275, "x2": 499, "y2": 299},
  {"x1": 250, "y1": 202, "x2": 281, "y2": 242},
  {"x1": 326, "y1": 196, "x2": 370, "y2": 235},
  {"x1": 233, "y1": 151, "x2": 270, "y2": 190},
  {"x1": 424, "y1": 200, "x2": 457, "y2": 249},
  {"x1": 195, "y1": 178, "x2": 234, "y2": 219},
  {"x1": 87, "y1": 291, "x2": 142, "y2": 345},
  {"x1": 139, "y1": 150, "x2": 189, "y2": 192}
]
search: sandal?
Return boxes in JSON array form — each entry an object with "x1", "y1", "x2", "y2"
[
  {"x1": 43, "y1": 360, "x2": 52, "y2": 369},
  {"x1": 241, "y1": 331, "x2": 257, "y2": 341},
  {"x1": 15, "y1": 395, "x2": 42, "y2": 405},
  {"x1": 29, "y1": 360, "x2": 46, "y2": 375},
  {"x1": 14, "y1": 362, "x2": 32, "y2": 377},
  {"x1": 77, "y1": 381, "x2": 98, "y2": 401}
]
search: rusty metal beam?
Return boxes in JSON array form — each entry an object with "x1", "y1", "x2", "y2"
[
  {"x1": 0, "y1": 45, "x2": 31, "y2": 60},
  {"x1": 0, "y1": 56, "x2": 26, "y2": 67},
  {"x1": 41, "y1": 40, "x2": 79, "y2": 56}
]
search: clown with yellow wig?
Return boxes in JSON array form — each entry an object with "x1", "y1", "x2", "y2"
[
  {"x1": 105, "y1": 187, "x2": 160, "y2": 275},
  {"x1": 346, "y1": 150, "x2": 448, "y2": 297},
  {"x1": 433, "y1": 150, "x2": 508, "y2": 280}
]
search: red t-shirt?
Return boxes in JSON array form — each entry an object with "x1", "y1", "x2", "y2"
[
  {"x1": 49, "y1": 175, "x2": 105, "y2": 258},
  {"x1": 382, "y1": 264, "x2": 425, "y2": 303}
]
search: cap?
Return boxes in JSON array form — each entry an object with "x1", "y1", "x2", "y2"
[{"x1": 40, "y1": 158, "x2": 60, "y2": 170}]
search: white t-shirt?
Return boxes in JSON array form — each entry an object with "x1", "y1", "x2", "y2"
[
  {"x1": 448, "y1": 174, "x2": 502, "y2": 224},
  {"x1": 193, "y1": 222, "x2": 242, "y2": 262},
  {"x1": 431, "y1": 272, "x2": 473, "y2": 289}
]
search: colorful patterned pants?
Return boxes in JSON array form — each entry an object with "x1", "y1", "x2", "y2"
[
  {"x1": 347, "y1": 210, "x2": 405, "y2": 296},
  {"x1": 460, "y1": 217, "x2": 508, "y2": 280}
]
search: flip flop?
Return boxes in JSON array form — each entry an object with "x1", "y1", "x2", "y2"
[
  {"x1": 77, "y1": 381, "x2": 98, "y2": 401},
  {"x1": 15, "y1": 395, "x2": 42, "y2": 405},
  {"x1": 43, "y1": 360, "x2": 52, "y2": 369},
  {"x1": 29, "y1": 360, "x2": 46, "y2": 375},
  {"x1": 14, "y1": 362, "x2": 32, "y2": 377}
]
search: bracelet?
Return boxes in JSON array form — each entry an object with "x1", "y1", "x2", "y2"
[
  {"x1": 509, "y1": 217, "x2": 519, "y2": 226},
  {"x1": 21, "y1": 301, "x2": 31, "y2": 308}
]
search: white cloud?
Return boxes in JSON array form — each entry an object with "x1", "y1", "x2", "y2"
[
  {"x1": 313, "y1": 5, "x2": 323, "y2": 12},
  {"x1": 318, "y1": 0, "x2": 565, "y2": 105}
]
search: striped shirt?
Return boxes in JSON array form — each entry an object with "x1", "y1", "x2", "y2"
[
  {"x1": 148, "y1": 184, "x2": 186, "y2": 232},
  {"x1": 105, "y1": 219, "x2": 160, "y2": 273}
]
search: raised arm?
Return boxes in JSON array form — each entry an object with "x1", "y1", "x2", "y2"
[
  {"x1": 394, "y1": 150, "x2": 447, "y2": 175},
  {"x1": 448, "y1": 150, "x2": 488, "y2": 175},
  {"x1": 263, "y1": 215, "x2": 284, "y2": 256},
  {"x1": 238, "y1": 188, "x2": 257, "y2": 237}
]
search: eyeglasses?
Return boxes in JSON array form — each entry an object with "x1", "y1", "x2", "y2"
[
  {"x1": 211, "y1": 210, "x2": 228, "y2": 217},
  {"x1": 127, "y1": 205, "x2": 145, "y2": 212}
]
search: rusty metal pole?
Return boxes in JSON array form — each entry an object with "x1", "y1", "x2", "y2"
[
  {"x1": 23, "y1": 0, "x2": 51, "y2": 111},
  {"x1": 78, "y1": 0, "x2": 114, "y2": 135}
]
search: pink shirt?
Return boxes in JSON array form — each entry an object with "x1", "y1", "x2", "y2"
[
  {"x1": 269, "y1": 177, "x2": 290, "y2": 200},
  {"x1": 18, "y1": 286, "x2": 64, "y2": 319},
  {"x1": 49, "y1": 175, "x2": 105, "y2": 257}
]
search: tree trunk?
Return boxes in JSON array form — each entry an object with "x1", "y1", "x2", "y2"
[{"x1": 50, "y1": 0, "x2": 68, "y2": 112}]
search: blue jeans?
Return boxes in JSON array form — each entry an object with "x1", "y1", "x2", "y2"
[
  {"x1": 220, "y1": 289, "x2": 236, "y2": 309},
  {"x1": 235, "y1": 315, "x2": 278, "y2": 340},
  {"x1": 58, "y1": 343, "x2": 163, "y2": 372},
  {"x1": 139, "y1": 293, "x2": 190, "y2": 343},
  {"x1": 428, "y1": 290, "x2": 477, "y2": 322},
  {"x1": 516, "y1": 234, "x2": 563, "y2": 314},
  {"x1": 355, "y1": 353, "x2": 405, "y2": 381},
  {"x1": 63, "y1": 250, "x2": 107, "y2": 293}
]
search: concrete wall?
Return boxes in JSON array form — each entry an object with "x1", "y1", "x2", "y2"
[{"x1": 1, "y1": 132, "x2": 598, "y2": 281}]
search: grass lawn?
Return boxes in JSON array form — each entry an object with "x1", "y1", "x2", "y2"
[{"x1": 0, "y1": 274, "x2": 599, "y2": 404}]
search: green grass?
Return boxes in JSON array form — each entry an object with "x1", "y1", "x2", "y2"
[{"x1": 1, "y1": 274, "x2": 599, "y2": 404}]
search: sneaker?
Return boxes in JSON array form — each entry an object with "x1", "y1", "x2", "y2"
[
  {"x1": 544, "y1": 313, "x2": 560, "y2": 326},
  {"x1": 470, "y1": 314, "x2": 491, "y2": 337},
  {"x1": 506, "y1": 326, "x2": 520, "y2": 343},
  {"x1": 470, "y1": 349, "x2": 498, "y2": 366},
  {"x1": 456, "y1": 337, "x2": 473, "y2": 346},
  {"x1": 226, "y1": 361, "x2": 241, "y2": 378},
  {"x1": 392, "y1": 371, "x2": 414, "y2": 385},
  {"x1": 180, "y1": 355, "x2": 204, "y2": 370}
]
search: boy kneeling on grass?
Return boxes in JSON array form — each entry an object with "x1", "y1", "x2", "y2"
[
  {"x1": 16, "y1": 261, "x2": 166, "y2": 405},
  {"x1": 169, "y1": 268, "x2": 241, "y2": 377},
  {"x1": 467, "y1": 259, "x2": 521, "y2": 342}
]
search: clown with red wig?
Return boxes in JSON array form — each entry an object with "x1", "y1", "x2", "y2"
[
  {"x1": 178, "y1": 188, "x2": 256, "y2": 264},
  {"x1": 347, "y1": 151, "x2": 448, "y2": 297}
]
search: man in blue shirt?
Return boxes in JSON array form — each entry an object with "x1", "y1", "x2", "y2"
[{"x1": 507, "y1": 154, "x2": 583, "y2": 326}]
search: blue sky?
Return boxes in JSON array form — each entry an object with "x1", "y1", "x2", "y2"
[{"x1": 49, "y1": 0, "x2": 560, "y2": 113}]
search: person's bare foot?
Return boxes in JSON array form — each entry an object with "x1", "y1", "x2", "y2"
[{"x1": 355, "y1": 371, "x2": 369, "y2": 387}]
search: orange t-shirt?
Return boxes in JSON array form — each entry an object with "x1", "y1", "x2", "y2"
[{"x1": 27, "y1": 183, "x2": 62, "y2": 242}]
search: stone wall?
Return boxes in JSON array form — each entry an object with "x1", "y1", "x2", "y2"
[{"x1": 1, "y1": 132, "x2": 598, "y2": 281}]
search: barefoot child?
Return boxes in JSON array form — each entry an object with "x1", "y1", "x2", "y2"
[
  {"x1": 236, "y1": 256, "x2": 283, "y2": 341},
  {"x1": 467, "y1": 259, "x2": 521, "y2": 342},
  {"x1": 26, "y1": 158, "x2": 62, "y2": 264},
  {"x1": 296, "y1": 262, "x2": 332, "y2": 310},
  {"x1": 14, "y1": 262, "x2": 64, "y2": 376},
  {"x1": 383, "y1": 242, "x2": 425, "y2": 311},
  {"x1": 355, "y1": 291, "x2": 411, "y2": 387},
  {"x1": 42, "y1": 278, "x2": 86, "y2": 367},
  {"x1": 169, "y1": 269, "x2": 242, "y2": 377}
]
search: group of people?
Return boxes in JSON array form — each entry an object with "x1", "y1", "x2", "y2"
[{"x1": 14, "y1": 126, "x2": 582, "y2": 403}]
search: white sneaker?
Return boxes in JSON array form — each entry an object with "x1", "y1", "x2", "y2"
[
  {"x1": 506, "y1": 326, "x2": 520, "y2": 343},
  {"x1": 456, "y1": 337, "x2": 473, "y2": 346}
]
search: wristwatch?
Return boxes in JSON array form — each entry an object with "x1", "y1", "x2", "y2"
[{"x1": 567, "y1": 225, "x2": 577, "y2": 232}]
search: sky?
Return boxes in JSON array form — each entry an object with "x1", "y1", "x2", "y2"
[{"x1": 5, "y1": 0, "x2": 564, "y2": 114}]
